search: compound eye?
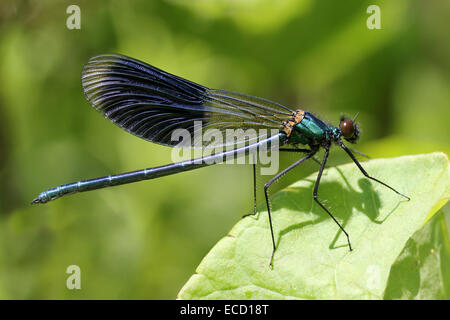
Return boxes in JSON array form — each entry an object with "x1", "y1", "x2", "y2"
[{"x1": 339, "y1": 119, "x2": 355, "y2": 138}]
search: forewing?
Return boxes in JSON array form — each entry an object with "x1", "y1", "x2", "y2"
[{"x1": 82, "y1": 54, "x2": 292, "y2": 148}]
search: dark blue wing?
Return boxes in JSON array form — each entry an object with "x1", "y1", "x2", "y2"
[{"x1": 82, "y1": 54, "x2": 292, "y2": 148}]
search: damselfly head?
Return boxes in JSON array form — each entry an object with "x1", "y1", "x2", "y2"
[{"x1": 339, "y1": 115, "x2": 360, "y2": 144}]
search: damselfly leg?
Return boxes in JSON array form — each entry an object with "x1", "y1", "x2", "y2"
[
  {"x1": 313, "y1": 146, "x2": 352, "y2": 251},
  {"x1": 263, "y1": 151, "x2": 317, "y2": 268},
  {"x1": 340, "y1": 143, "x2": 410, "y2": 200},
  {"x1": 242, "y1": 147, "x2": 315, "y2": 219}
]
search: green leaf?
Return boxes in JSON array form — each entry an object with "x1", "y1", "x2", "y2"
[
  {"x1": 178, "y1": 152, "x2": 449, "y2": 299},
  {"x1": 384, "y1": 209, "x2": 450, "y2": 299}
]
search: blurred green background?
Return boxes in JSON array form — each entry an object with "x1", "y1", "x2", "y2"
[{"x1": 0, "y1": 0, "x2": 449, "y2": 299}]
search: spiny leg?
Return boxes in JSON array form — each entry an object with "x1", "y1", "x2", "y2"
[
  {"x1": 279, "y1": 148, "x2": 311, "y2": 153},
  {"x1": 339, "y1": 142, "x2": 410, "y2": 200},
  {"x1": 242, "y1": 148, "x2": 314, "y2": 219},
  {"x1": 279, "y1": 148, "x2": 322, "y2": 166},
  {"x1": 264, "y1": 151, "x2": 317, "y2": 268},
  {"x1": 313, "y1": 147, "x2": 353, "y2": 251},
  {"x1": 349, "y1": 148, "x2": 370, "y2": 159}
]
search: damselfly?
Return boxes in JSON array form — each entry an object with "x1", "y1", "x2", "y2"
[{"x1": 32, "y1": 54, "x2": 409, "y2": 266}]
